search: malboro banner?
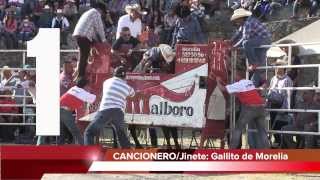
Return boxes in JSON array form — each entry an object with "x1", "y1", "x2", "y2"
[{"x1": 78, "y1": 43, "x2": 230, "y2": 129}]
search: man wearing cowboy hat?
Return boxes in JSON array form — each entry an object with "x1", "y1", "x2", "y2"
[
  {"x1": 230, "y1": 8, "x2": 271, "y2": 88},
  {"x1": 73, "y1": 1, "x2": 107, "y2": 79},
  {"x1": 116, "y1": 3, "x2": 146, "y2": 39},
  {"x1": 134, "y1": 44, "x2": 175, "y2": 73}
]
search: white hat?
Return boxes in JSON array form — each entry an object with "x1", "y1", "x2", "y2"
[
  {"x1": 43, "y1": 5, "x2": 50, "y2": 9},
  {"x1": 66, "y1": 0, "x2": 75, "y2": 2},
  {"x1": 125, "y1": 4, "x2": 147, "y2": 15},
  {"x1": 230, "y1": 8, "x2": 252, "y2": 21},
  {"x1": 267, "y1": 46, "x2": 287, "y2": 58},
  {"x1": 56, "y1": 9, "x2": 63, "y2": 14},
  {"x1": 272, "y1": 59, "x2": 287, "y2": 65},
  {"x1": 159, "y1": 44, "x2": 175, "y2": 63}
]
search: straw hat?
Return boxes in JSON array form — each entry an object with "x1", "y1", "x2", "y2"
[
  {"x1": 267, "y1": 46, "x2": 287, "y2": 58},
  {"x1": 159, "y1": 44, "x2": 175, "y2": 63},
  {"x1": 230, "y1": 8, "x2": 252, "y2": 21},
  {"x1": 125, "y1": 4, "x2": 147, "y2": 15}
]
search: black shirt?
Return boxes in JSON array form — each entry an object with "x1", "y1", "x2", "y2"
[{"x1": 112, "y1": 36, "x2": 140, "y2": 53}]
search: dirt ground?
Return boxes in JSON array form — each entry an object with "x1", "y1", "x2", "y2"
[{"x1": 41, "y1": 173, "x2": 320, "y2": 180}]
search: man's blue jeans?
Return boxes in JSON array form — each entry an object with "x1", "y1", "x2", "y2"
[
  {"x1": 84, "y1": 108, "x2": 131, "y2": 148},
  {"x1": 242, "y1": 37, "x2": 271, "y2": 87}
]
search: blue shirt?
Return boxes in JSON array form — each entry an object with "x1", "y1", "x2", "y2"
[
  {"x1": 172, "y1": 15, "x2": 206, "y2": 47},
  {"x1": 233, "y1": 16, "x2": 271, "y2": 47}
]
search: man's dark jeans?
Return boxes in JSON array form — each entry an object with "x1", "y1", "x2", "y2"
[
  {"x1": 76, "y1": 37, "x2": 91, "y2": 78},
  {"x1": 84, "y1": 108, "x2": 131, "y2": 148},
  {"x1": 230, "y1": 105, "x2": 270, "y2": 149}
]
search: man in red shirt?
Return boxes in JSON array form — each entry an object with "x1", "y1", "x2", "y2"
[
  {"x1": 37, "y1": 78, "x2": 96, "y2": 145},
  {"x1": 59, "y1": 78, "x2": 96, "y2": 145},
  {"x1": 216, "y1": 68, "x2": 270, "y2": 149}
]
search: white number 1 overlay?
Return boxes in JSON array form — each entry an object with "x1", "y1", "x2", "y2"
[{"x1": 27, "y1": 29, "x2": 60, "y2": 136}]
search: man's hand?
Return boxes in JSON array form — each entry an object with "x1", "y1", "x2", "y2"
[
  {"x1": 248, "y1": 64, "x2": 257, "y2": 72},
  {"x1": 127, "y1": 49, "x2": 133, "y2": 56},
  {"x1": 120, "y1": 57, "x2": 127, "y2": 64},
  {"x1": 216, "y1": 76, "x2": 222, "y2": 84}
]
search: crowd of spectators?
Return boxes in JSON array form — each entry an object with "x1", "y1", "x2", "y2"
[{"x1": 0, "y1": 0, "x2": 318, "y2": 49}]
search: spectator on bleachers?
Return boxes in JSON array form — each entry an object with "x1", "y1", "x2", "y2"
[
  {"x1": 3, "y1": 10, "x2": 18, "y2": 49},
  {"x1": 52, "y1": 9, "x2": 70, "y2": 46},
  {"x1": 0, "y1": 89, "x2": 19, "y2": 142},
  {"x1": 108, "y1": 0, "x2": 131, "y2": 17},
  {"x1": 12, "y1": 69, "x2": 27, "y2": 111},
  {"x1": 281, "y1": 90, "x2": 319, "y2": 148},
  {"x1": 104, "y1": 9, "x2": 116, "y2": 43},
  {"x1": 111, "y1": 26, "x2": 141, "y2": 71},
  {"x1": 0, "y1": 0, "x2": 6, "y2": 21},
  {"x1": 190, "y1": 0, "x2": 206, "y2": 20},
  {"x1": 292, "y1": 0, "x2": 319, "y2": 18},
  {"x1": 60, "y1": 59, "x2": 74, "y2": 95},
  {"x1": 230, "y1": 8, "x2": 271, "y2": 87},
  {"x1": 72, "y1": 1, "x2": 107, "y2": 79},
  {"x1": 1, "y1": 66, "x2": 14, "y2": 86},
  {"x1": 116, "y1": 3, "x2": 145, "y2": 39},
  {"x1": 139, "y1": 24, "x2": 160, "y2": 48},
  {"x1": 232, "y1": 0, "x2": 256, "y2": 11},
  {"x1": 162, "y1": 7, "x2": 177, "y2": 44},
  {"x1": 63, "y1": 0, "x2": 78, "y2": 23},
  {"x1": 38, "y1": 5, "x2": 54, "y2": 28},
  {"x1": 267, "y1": 59, "x2": 293, "y2": 147},
  {"x1": 63, "y1": 0, "x2": 78, "y2": 27},
  {"x1": 172, "y1": 5, "x2": 205, "y2": 47},
  {"x1": 18, "y1": 15, "x2": 35, "y2": 43}
]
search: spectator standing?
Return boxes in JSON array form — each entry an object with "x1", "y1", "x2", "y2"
[
  {"x1": 72, "y1": 2, "x2": 107, "y2": 79},
  {"x1": 38, "y1": 5, "x2": 54, "y2": 28},
  {"x1": 63, "y1": 0, "x2": 78, "y2": 26},
  {"x1": 292, "y1": 0, "x2": 319, "y2": 18},
  {"x1": 60, "y1": 60, "x2": 75, "y2": 96},
  {"x1": 278, "y1": 39, "x2": 301, "y2": 108},
  {"x1": 162, "y1": 7, "x2": 177, "y2": 44},
  {"x1": 172, "y1": 5, "x2": 205, "y2": 47},
  {"x1": 3, "y1": 10, "x2": 18, "y2": 49},
  {"x1": 216, "y1": 68, "x2": 270, "y2": 149},
  {"x1": 230, "y1": 8, "x2": 271, "y2": 87},
  {"x1": 84, "y1": 66, "x2": 134, "y2": 147},
  {"x1": 116, "y1": 3, "x2": 145, "y2": 39},
  {"x1": 52, "y1": 9, "x2": 70, "y2": 46},
  {"x1": 267, "y1": 59, "x2": 293, "y2": 147},
  {"x1": 281, "y1": 90, "x2": 319, "y2": 148}
]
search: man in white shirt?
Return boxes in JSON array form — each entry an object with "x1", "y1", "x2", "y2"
[
  {"x1": 84, "y1": 66, "x2": 135, "y2": 148},
  {"x1": 116, "y1": 3, "x2": 145, "y2": 39},
  {"x1": 73, "y1": 2, "x2": 107, "y2": 79}
]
